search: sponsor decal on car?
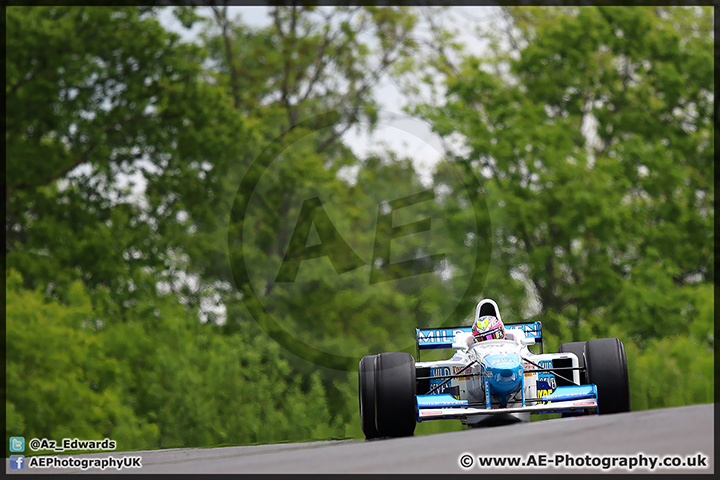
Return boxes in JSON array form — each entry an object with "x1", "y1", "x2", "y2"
[
  {"x1": 490, "y1": 355, "x2": 517, "y2": 367},
  {"x1": 505, "y1": 321, "x2": 542, "y2": 340},
  {"x1": 419, "y1": 410, "x2": 444, "y2": 417},
  {"x1": 421, "y1": 400, "x2": 454, "y2": 406},
  {"x1": 532, "y1": 360, "x2": 556, "y2": 403},
  {"x1": 528, "y1": 360, "x2": 555, "y2": 401},
  {"x1": 418, "y1": 329, "x2": 468, "y2": 345},
  {"x1": 452, "y1": 365, "x2": 471, "y2": 381},
  {"x1": 429, "y1": 366, "x2": 451, "y2": 395},
  {"x1": 537, "y1": 389, "x2": 553, "y2": 403},
  {"x1": 428, "y1": 366, "x2": 462, "y2": 398}
]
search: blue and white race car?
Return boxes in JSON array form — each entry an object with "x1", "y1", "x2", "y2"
[{"x1": 359, "y1": 299, "x2": 630, "y2": 439}]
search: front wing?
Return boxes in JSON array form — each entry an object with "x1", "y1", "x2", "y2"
[{"x1": 416, "y1": 385, "x2": 599, "y2": 421}]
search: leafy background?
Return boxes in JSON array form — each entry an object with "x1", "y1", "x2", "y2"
[{"x1": 5, "y1": 5, "x2": 713, "y2": 454}]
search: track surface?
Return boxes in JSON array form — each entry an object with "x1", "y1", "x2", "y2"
[{"x1": 6, "y1": 403, "x2": 714, "y2": 474}]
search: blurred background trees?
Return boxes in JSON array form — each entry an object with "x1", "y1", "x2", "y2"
[
  {"x1": 5, "y1": 5, "x2": 713, "y2": 453},
  {"x1": 406, "y1": 5, "x2": 713, "y2": 410}
]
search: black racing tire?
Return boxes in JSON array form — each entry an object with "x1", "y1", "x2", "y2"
[
  {"x1": 584, "y1": 338, "x2": 631, "y2": 415},
  {"x1": 557, "y1": 341, "x2": 588, "y2": 385},
  {"x1": 374, "y1": 352, "x2": 417, "y2": 438},
  {"x1": 359, "y1": 355, "x2": 380, "y2": 439}
]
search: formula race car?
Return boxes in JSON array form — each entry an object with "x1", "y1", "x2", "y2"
[{"x1": 358, "y1": 299, "x2": 630, "y2": 439}]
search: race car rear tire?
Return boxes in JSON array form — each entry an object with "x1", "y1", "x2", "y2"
[
  {"x1": 557, "y1": 341, "x2": 588, "y2": 417},
  {"x1": 359, "y1": 355, "x2": 380, "y2": 439},
  {"x1": 374, "y1": 352, "x2": 417, "y2": 438},
  {"x1": 584, "y1": 338, "x2": 631, "y2": 415}
]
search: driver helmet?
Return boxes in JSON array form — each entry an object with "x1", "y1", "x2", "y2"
[{"x1": 472, "y1": 315, "x2": 505, "y2": 342}]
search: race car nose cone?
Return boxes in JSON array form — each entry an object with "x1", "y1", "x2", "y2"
[
  {"x1": 495, "y1": 368, "x2": 517, "y2": 382},
  {"x1": 481, "y1": 353, "x2": 523, "y2": 406}
]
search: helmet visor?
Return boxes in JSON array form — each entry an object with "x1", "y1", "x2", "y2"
[{"x1": 474, "y1": 325, "x2": 504, "y2": 342}]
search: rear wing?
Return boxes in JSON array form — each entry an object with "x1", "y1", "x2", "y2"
[{"x1": 415, "y1": 321, "x2": 543, "y2": 360}]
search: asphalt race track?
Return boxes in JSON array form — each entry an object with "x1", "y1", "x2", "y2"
[{"x1": 6, "y1": 403, "x2": 714, "y2": 474}]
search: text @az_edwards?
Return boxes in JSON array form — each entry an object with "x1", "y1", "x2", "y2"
[{"x1": 28, "y1": 437, "x2": 116, "y2": 452}]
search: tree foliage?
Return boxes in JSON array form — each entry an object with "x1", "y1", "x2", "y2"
[
  {"x1": 411, "y1": 5, "x2": 713, "y2": 335},
  {"x1": 408, "y1": 4, "x2": 713, "y2": 407}
]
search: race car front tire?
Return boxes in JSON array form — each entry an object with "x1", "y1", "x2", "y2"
[
  {"x1": 359, "y1": 355, "x2": 381, "y2": 439},
  {"x1": 584, "y1": 338, "x2": 631, "y2": 415},
  {"x1": 374, "y1": 352, "x2": 417, "y2": 438}
]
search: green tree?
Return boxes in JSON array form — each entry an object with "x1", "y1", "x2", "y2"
[
  {"x1": 6, "y1": 4, "x2": 459, "y2": 449},
  {"x1": 407, "y1": 6, "x2": 713, "y2": 409},
  {"x1": 5, "y1": 270, "x2": 160, "y2": 454},
  {"x1": 6, "y1": 268, "x2": 355, "y2": 452},
  {"x1": 6, "y1": 6, "x2": 248, "y2": 313},
  {"x1": 5, "y1": 5, "x2": 351, "y2": 450},
  {"x1": 195, "y1": 5, "x2": 462, "y2": 425}
]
